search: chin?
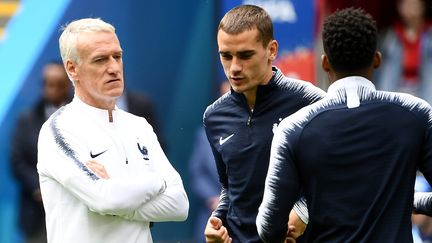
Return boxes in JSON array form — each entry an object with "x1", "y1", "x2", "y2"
[
  {"x1": 109, "y1": 87, "x2": 124, "y2": 97},
  {"x1": 231, "y1": 85, "x2": 245, "y2": 94}
]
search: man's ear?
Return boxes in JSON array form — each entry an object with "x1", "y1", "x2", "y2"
[
  {"x1": 66, "y1": 60, "x2": 78, "y2": 82},
  {"x1": 373, "y1": 51, "x2": 382, "y2": 69},
  {"x1": 321, "y1": 54, "x2": 331, "y2": 72},
  {"x1": 268, "y1": 40, "x2": 278, "y2": 61}
]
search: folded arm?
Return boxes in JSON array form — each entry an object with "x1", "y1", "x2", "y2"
[
  {"x1": 119, "y1": 126, "x2": 189, "y2": 222},
  {"x1": 38, "y1": 121, "x2": 166, "y2": 216}
]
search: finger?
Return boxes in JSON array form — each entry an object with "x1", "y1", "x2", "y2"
[
  {"x1": 205, "y1": 232, "x2": 223, "y2": 243},
  {"x1": 86, "y1": 163, "x2": 98, "y2": 173},
  {"x1": 99, "y1": 172, "x2": 109, "y2": 179},
  {"x1": 285, "y1": 238, "x2": 296, "y2": 243},
  {"x1": 205, "y1": 225, "x2": 228, "y2": 243},
  {"x1": 209, "y1": 217, "x2": 222, "y2": 229},
  {"x1": 221, "y1": 226, "x2": 232, "y2": 243},
  {"x1": 86, "y1": 161, "x2": 100, "y2": 171},
  {"x1": 204, "y1": 235, "x2": 217, "y2": 243},
  {"x1": 220, "y1": 226, "x2": 229, "y2": 240},
  {"x1": 204, "y1": 229, "x2": 219, "y2": 240},
  {"x1": 86, "y1": 162, "x2": 100, "y2": 172},
  {"x1": 86, "y1": 162, "x2": 109, "y2": 179},
  {"x1": 288, "y1": 225, "x2": 296, "y2": 232},
  {"x1": 87, "y1": 160, "x2": 99, "y2": 166},
  {"x1": 205, "y1": 223, "x2": 223, "y2": 241},
  {"x1": 88, "y1": 160, "x2": 104, "y2": 169}
]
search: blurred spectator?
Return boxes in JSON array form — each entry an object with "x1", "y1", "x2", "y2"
[
  {"x1": 10, "y1": 61, "x2": 71, "y2": 243},
  {"x1": 376, "y1": 0, "x2": 432, "y2": 104},
  {"x1": 314, "y1": 0, "x2": 398, "y2": 90},
  {"x1": 116, "y1": 89, "x2": 166, "y2": 150},
  {"x1": 413, "y1": 174, "x2": 432, "y2": 242},
  {"x1": 188, "y1": 80, "x2": 230, "y2": 243}
]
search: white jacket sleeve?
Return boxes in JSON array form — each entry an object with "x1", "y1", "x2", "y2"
[
  {"x1": 120, "y1": 129, "x2": 189, "y2": 222},
  {"x1": 37, "y1": 121, "x2": 166, "y2": 216}
]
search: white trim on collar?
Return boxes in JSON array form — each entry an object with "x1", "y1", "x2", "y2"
[
  {"x1": 327, "y1": 76, "x2": 376, "y2": 108},
  {"x1": 72, "y1": 96, "x2": 120, "y2": 122}
]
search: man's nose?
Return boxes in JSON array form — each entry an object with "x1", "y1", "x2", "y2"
[
  {"x1": 230, "y1": 56, "x2": 242, "y2": 73},
  {"x1": 107, "y1": 56, "x2": 121, "y2": 74}
]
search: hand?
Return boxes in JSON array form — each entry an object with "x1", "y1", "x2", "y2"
[
  {"x1": 86, "y1": 160, "x2": 110, "y2": 179},
  {"x1": 287, "y1": 209, "x2": 307, "y2": 240},
  {"x1": 204, "y1": 217, "x2": 232, "y2": 243}
]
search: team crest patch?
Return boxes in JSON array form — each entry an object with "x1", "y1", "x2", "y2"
[{"x1": 137, "y1": 142, "x2": 149, "y2": 160}]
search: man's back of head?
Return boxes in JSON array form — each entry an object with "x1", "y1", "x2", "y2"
[{"x1": 322, "y1": 8, "x2": 379, "y2": 77}]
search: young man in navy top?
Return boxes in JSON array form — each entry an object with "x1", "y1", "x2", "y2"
[
  {"x1": 257, "y1": 8, "x2": 432, "y2": 243},
  {"x1": 203, "y1": 4, "x2": 326, "y2": 243}
]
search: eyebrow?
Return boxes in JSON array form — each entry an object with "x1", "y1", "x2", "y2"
[
  {"x1": 219, "y1": 50, "x2": 255, "y2": 55},
  {"x1": 91, "y1": 51, "x2": 123, "y2": 59},
  {"x1": 238, "y1": 50, "x2": 255, "y2": 55}
]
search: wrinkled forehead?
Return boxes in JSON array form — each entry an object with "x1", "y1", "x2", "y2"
[{"x1": 76, "y1": 31, "x2": 122, "y2": 57}]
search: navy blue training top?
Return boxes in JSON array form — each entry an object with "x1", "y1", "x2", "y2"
[
  {"x1": 257, "y1": 76, "x2": 432, "y2": 243},
  {"x1": 203, "y1": 67, "x2": 325, "y2": 243}
]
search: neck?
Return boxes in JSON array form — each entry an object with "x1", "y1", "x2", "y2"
[
  {"x1": 243, "y1": 88, "x2": 257, "y2": 110},
  {"x1": 243, "y1": 71, "x2": 274, "y2": 109},
  {"x1": 329, "y1": 69, "x2": 372, "y2": 84},
  {"x1": 76, "y1": 92, "x2": 116, "y2": 111}
]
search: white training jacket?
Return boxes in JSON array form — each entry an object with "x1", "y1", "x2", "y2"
[{"x1": 37, "y1": 97, "x2": 189, "y2": 243}]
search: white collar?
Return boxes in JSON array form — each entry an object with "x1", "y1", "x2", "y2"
[
  {"x1": 327, "y1": 76, "x2": 375, "y2": 108},
  {"x1": 72, "y1": 96, "x2": 119, "y2": 123}
]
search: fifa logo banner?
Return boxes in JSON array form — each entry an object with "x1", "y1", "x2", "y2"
[{"x1": 219, "y1": 0, "x2": 316, "y2": 84}]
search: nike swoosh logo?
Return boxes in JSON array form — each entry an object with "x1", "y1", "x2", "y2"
[
  {"x1": 90, "y1": 149, "x2": 108, "y2": 159},
  {"x1": 219, "y1": 134, "x2": 234, "y2": 145}
]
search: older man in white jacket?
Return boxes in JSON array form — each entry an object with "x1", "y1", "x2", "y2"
[{"x1": 37, "y1": 18, "x2": 188, "y2": 243}]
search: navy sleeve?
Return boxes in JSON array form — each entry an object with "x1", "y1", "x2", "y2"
[
  {"x1": 419, "y1": 106, "x2": 432, "y2": 191},
  {"x1": 204, "y1": 123, "x2": 229, "y2": 222},
  {"x1": 417, "y1": 105, "x2": 432, "y2": 214},
  {"x1": 256, "y1": 120, "x2": 302, "y2": 243}
]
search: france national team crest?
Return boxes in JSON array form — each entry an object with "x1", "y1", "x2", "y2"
[{"x1": 137, "y1": 142, "x2": 149, "y2": 160}]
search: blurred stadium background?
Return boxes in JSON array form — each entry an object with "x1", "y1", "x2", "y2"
[{"x1": 0, "y1": 0, "x2": 399, "y2": 242}]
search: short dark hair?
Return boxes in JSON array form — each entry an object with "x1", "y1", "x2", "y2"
[
  {"x1": 322, "y1": 8, "x2": 377, "y2": 73},
  {"x1": 218, "y1": 4, "x2": 274, "y2": 47}
]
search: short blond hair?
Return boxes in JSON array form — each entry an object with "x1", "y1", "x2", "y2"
[
  {"x1": 59, "y1": 18, "x2": 115, "y2": 65},
  {"x1": 219, "y1": 5, "x2": 274, "y2": 48}
]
